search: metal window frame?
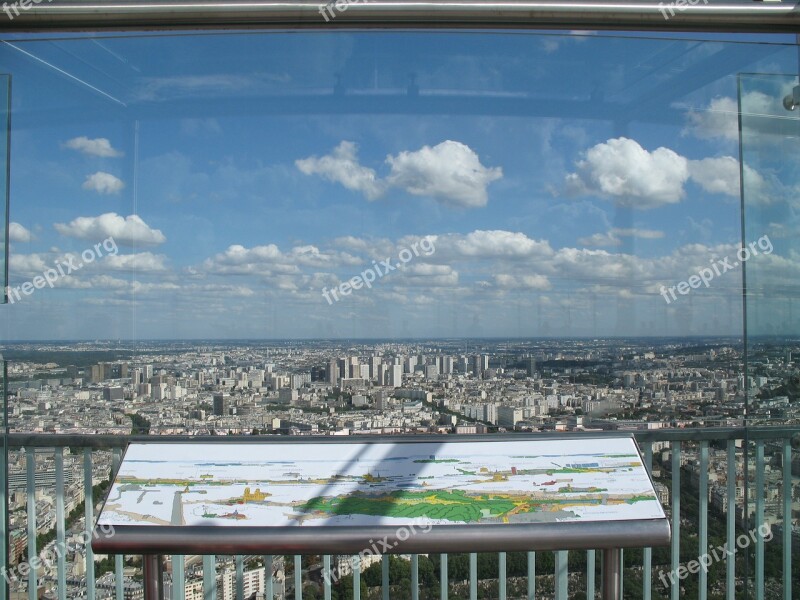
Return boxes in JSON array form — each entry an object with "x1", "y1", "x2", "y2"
[{"x1": 0, "y1": 0, "x2": 798, "y2": 33}]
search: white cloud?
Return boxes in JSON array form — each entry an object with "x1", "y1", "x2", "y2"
[
  {"x1": 578, "y1": 231, "x2": 622, "y2": 247},
  {"x1": 394, "y1": 264, "x2": 459, "y2": 287},
  {"x1": 386, "y1": 141, "x2": 502, "y2": 208},
  {"x1": 685, "y1": 97, "x2": 739, "y2": 142},
  {"x1": 64, "y1": 136, "x2": 123, "y2": 158},
  {"x1": 203, "y1": 243, "x2": 359, "y2": 277},
  {"x1": 295, "y1": 141, "x2": 385, "y2": 200},
  {"x1": 614, "y1": 228, "x2": 664, "y2": 240},
  {"x1": 8, "y1": 253, "x2": 50, "y2": 276},
  {"x1": 491, "y1": 274, "x2": 551, "y2": 290},
  {"x1": 688, "y1": 156, "x2": 742, "y2": 196},
  {"x1": 435, "y1": 230, "x2": 553, "y2": 259},
  {"x1": 8, "y1": 222, "x2": 33, "y2": 243},
  {"x1": 566, "y1": 137, "x2": 763, "y2": 205},
  {"x1": 54, "y1": 213, "x2": 166, "y2": 247},
  {"x1": 688, "y1": 157, "x2": 773, "y2": 200},
  {"x1": 297, "y1": 140, "x2": 502, "y2": 208},
  {"x1": 82, "y1": 171, "x2": 125, "y2": 195},
  {"x1": 103, "y1": 252, "x2": 168, "y2": 272},
  {"x1": 565, "y1": 137, "x2": 689, "y2": 208},
  {"x1": 579, "y1": 227, "x2": 664, "y2": 248}
]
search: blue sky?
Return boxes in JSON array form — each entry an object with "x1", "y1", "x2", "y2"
[{"x1": 0, "y1": 31, "x2": 798, "y2": 340}]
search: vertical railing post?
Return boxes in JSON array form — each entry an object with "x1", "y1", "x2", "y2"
[
  {"x1": 322, "y1": 555, "x2": 331, "y2": 600},
  {"x1": 352, "y1": 555, "x2": 360, "y2": 600},
  {"x1": 25, "y1": 448, "x2": 35, "y2": 600},
  {"x1": 586, "y1": 550, "x2": 595, "y2": 599},
  {"x1": 83, "y1": 448, "x2": 95, "y2": 600},
  {"x1": 602, "y1": 549, "x2": 621, "y2": 600},
  {"x1": 782, "y1": 438, "x2": 791, "y2": 600},
  {"x1": 440, "y1": 553, "x2": 448, "y2": 600},
  {"x1": 171, "y1": 555, "x2": 184, "y2": 600},
  {"x1": 527, "y1": 552, "x2": 535, "y2": 600},
  {"x1": 670, "y1": 442, "x2": 681, "y2": 600},
  {"x1": 0, "y1": 361, "x2": 7, "y2": 600},
  {"x1": 411, "y1": 554, "x2": 419, "y2": 600},
  {"x1": 202, "y1": 554, "x2": 216, "y2": 600},
  {"x1": 54, "y1": 448, "x2": 66, "y2": 600},
  {"x1": 498, "y1": 552, "x2": 506, "y2": 600},
  {"x1": 643, "y1": 442, "x2": 653, "y2": 600},
  {"x1": 264, "y1": 555, "x2": 274, "y2": 600},
  {"x1": 699, "y1": 441, "x2": 708, "y2": 600},
  {"x1": 112, "y1": 449, "x2": 123, "y2": 600},
  {"x1": 726, "y1": 440, "x2": 735, "y2": 600},
  {"x1": 755, "y1": 440, "x2": 764, "y2": 599},
  {"x1": 554, "y1": 551, "x2": 568, "y2": 600},
  {"x1": 469, "y1": 553, "x2": 477, "y2": 600},
  {"x1": 381, "y1": 554, "x2": 389, "y2": 600},
  {"x1": 235, "y1": 555, "x2": 243, "y2": 600},
  {"x1": 294, "y1": 555, "x2": 302, "y2": 600}
]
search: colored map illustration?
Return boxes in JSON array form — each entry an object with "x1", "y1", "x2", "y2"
[{"x1": 96, "y1": 437, "x2": 665, "y2": 528}]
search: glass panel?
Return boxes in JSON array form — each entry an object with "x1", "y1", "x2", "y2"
[
  {"x1": 0, "y1": 30, "x2": 796, "y2": 600},
  {"x1": 0, "y1": 74, "x2": 7, "y2": 305},
  {"x1": 739, "y1": 72, "x2": 800, "y2": 599}
]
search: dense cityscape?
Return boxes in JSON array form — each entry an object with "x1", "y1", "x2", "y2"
[{"x1": 2, "y1": 337, "x2": 799, "y2": 599}]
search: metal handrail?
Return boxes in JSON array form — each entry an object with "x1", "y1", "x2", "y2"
[
  {"x1": 6, "y1": 426, "x2": 799, "y2": 449},
  {"x1": 0, "y1": 0, "x2": 798, "y2": 33}
]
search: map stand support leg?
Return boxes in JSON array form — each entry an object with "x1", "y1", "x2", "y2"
[
  {"x1": 143, "y1": 554, "x2": 164, "y2": 600},
  {"x1": 602, "y1": 548, "x2": 621, "y2": 600}
]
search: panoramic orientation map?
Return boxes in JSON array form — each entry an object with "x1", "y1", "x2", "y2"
[{"x1": 97, "y1": 437, "x2": 665, "y2": 528}]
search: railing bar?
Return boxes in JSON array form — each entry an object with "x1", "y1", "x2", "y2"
[
  {"x1": 527, "y1": 551, "x2": 535, "y2": 600},
  {"x1": 323, "y1": 555, "x2": 331, "y2": 600},
  {"x1": 555, "y1": 550, "x2": 568, "y2": 600},
  {"x1": 498, "y1": 552, "x2": 506, "y2": 600},
  {"x1": 24, "y1": 449, "x2": 35, "y2": 600},
  {"x1": 202, "y1": 554, "x2": 216, "y2": 600},
  {"x1": 171, "y1": 555, "x2": 185, "y2": 600},
  {"x1": 726, "y1": 440, "x2": 735, "y2": 600},
  {"x1": 670, "y1": 441, "x2": 680, "y2": 600},
  {"x1": 83, "y1": 448, "x2": 95, "y2": 600},
  {"x1": 469, "y1": 553, "x2": 477, "y2": 600},
  {"x1": 643, "y1": 442, "x2": 653, "y2": 600},
  {"x1": 782, "y1": 438, "x2": 791, "y2": 600},
  {"x1": 440, "y1": 553, "x2": 448, "y2": 600},
  {"x1": 55, "y1": 448, "x2": 66, "y2": 600},
  {"x1": 7, "y1": 427, "x2": 800, "y2": 449},
  {"x1": 699, "y1": 441, "x2": 708, "y2": 600},
  {"x1": 353, "y1": 554, "x2": 360, "y2": 600},
  {"x1": 755, "y1": 441, "x2": 764, "y2": 600},
  {"x1": 381, "y1": 554, "x2": 389, "y2": 600},
  {"x1": 264, "y1": 555, "x2": 274, "y2": 600},
  {"x1": 235, "y1": 555, "x2": 244, "y2": 600},
  {"x1": 619, "y1": 548, "x2": 623, "y2": 600},
  {"x1": 411, "y1": 554, "x2": 419, "y2": 600},
  {"x1": 294, "y1": 555, "x2": 302, "y2": 600},
  {"x1": 112, "y1": 448, "x2": 124, "y2": 600},
  {"x1": 586, "y1": 550, "x2": 595, "y2": 600}
]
